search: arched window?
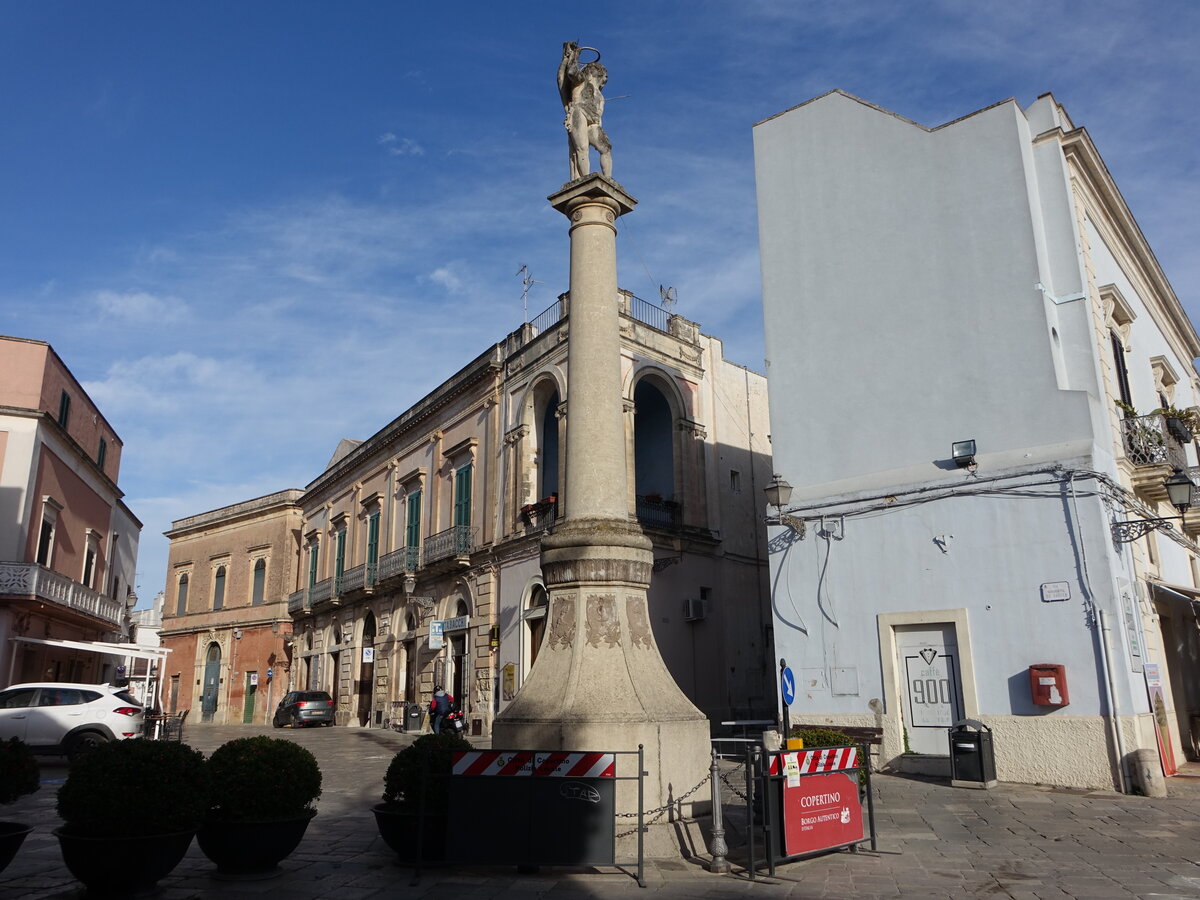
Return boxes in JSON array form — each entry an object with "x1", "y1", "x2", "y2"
[
  {"x1": 213, "y1": 566, "x2": 226, "y2": 610},
  {"x1": 176, "y1": 573, "x2": 189, "y2": 617},
  {"x1": 251, "y1": 559, "x2": 266, "y2": 606}
]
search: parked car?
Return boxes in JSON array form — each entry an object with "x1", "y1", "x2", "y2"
[
  {"x1": 0, "y1": 682, "x2": 143, "y2": 760},
  {"x1": 272, "y1": 691, "x2": 335, "y2": 728}
]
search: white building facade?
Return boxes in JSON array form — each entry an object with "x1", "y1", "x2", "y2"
[{"x1": 754, "y1": 90, "x2": 1200, "y2": 790}]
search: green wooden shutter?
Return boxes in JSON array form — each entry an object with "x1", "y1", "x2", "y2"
[
  {"x1": 309, "y1": 544, "x2": 319, "y2": 587},
  {"x1": 454, "y1": 464, "x2": 472, "y2": 528},
  {"x1": 406, "y1": 490, "x2": 422, "y2": 548},
  {"x1": 367, "y1": 512, "x2": 380, "y2": 567}
]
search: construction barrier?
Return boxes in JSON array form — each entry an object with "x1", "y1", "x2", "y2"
[{"x1": 447, "y1": 749, "x2": 617, "y2": 867}]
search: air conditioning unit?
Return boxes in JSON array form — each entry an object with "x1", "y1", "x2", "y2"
[{"x1": 683, "y1": 598, "x2": 705, "y2": 622}]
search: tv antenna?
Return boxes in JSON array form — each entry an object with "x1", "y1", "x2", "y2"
[
  {"x1": 659, "y1": 284, "x2": 677, "y2": 314},
  {"x1": 517, "y1": 265, "x2": 542, "y2": 322}
]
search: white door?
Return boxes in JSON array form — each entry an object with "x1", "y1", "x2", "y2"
[{"x1": 895, "y1": 624, "x2": 964, "y2": 755}]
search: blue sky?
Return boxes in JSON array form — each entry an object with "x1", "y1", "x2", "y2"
[{"x1": 2, "y1": 2, "x2": 1196, "y2": 603}]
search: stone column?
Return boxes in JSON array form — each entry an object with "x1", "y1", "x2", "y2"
[{"x1": 492, "y1": 174, "x2": 710, "y2": 832}]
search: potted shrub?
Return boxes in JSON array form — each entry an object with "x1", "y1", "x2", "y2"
[
  {"x1": 0, "y1": 737, "x2": 39, "y2": 874},
  {"x1": 197, "y1": 736, "x2": 322, "y2": 878},
  {"x1": 373, "y1": 731, "x2": 471, "y2": 862},
  {"x1": 55, "y1": 739, "x2": 209, "y2": 896}
]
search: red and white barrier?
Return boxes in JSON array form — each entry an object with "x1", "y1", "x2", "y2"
[
  {"x1": 452, "y1": 750, "x2": 616, "y2": 778},
  {"x1": 769, "y1": 746, "x2": 858, "y2": 775}
]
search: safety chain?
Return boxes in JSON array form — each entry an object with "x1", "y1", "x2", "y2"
[
  {"x1": 718, "y1": 766, "x2": 748, "y2": 802},
  {"x1": 613, "y1": 771, "x2": 713, "y2": 839}
]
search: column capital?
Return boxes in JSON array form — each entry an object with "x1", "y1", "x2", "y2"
[{"x1": 548, "y1": 173, "x2": 637, "y2": 219}]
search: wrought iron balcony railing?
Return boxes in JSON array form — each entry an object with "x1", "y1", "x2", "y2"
[
  {"x1": 423, "y1": 525, "x2": 477, "y2": 564},
  {"x1": 0, "y1": 562, "x2": 123, "y2": 627},
  {"x1": 309, "y1": 577, "x2": 333, "y2": 605},
  {"x1": 378, "y1": 546, "x2": 420, "y2": 582},
  {"x1": 636, "y1": 495, "x2": 682, "y2": 530},
  {"x1": 520, "y1": 496, "x2": 558, "y2": 531},
  {"x1": 1122, "y1": 414, "x2": 1188, "y2": 469},
  {"x1": 338, "y1": 564, "x2": 365, "y2": 595},
  {"x1": 288, "y1": 588, "x2": 309, "y2": 615}
]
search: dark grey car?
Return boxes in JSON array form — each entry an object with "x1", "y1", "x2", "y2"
[{"x1": 272, "y1": 690, "x2": 335, "y2": 727}]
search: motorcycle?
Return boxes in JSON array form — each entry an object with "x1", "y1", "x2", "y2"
[{"x1": 444, "y1": 707, "x2": 465, "y2": 734}]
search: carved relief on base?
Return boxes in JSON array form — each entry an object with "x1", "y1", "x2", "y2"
[
  {"x1": 627, "y1": 597, "x2": 652, "y2": 650},
  {"x1": 548, "y1": 596, "x2": 576, "y2": 650},
  {"x1": 585, "y1": 594, "x2": 620, "y2": 648}
]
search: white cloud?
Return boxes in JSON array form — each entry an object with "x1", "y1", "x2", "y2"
[
  {"x1": 378, "y1": 132, "x2": 424, "y2": 155},
  {"x1": 427, "y1": 266, "x2": 463, "y2": 292},
  {"x1": 95, "y1": 290, "x2": 189, "y2": 322}
]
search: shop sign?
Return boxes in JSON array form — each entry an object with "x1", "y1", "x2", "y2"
[
  {"x1": 782, "y1": 772, "x2": 863, "y2": 857},
  {"x1": 429, "y1": 621, "x2": 444, "y2": 650},
  {"x1": 443, "y1": 615, "x2": 470, "y2": 632}
]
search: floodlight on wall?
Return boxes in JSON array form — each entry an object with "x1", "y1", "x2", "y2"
[
  {"x1": 1111, "y1": 468, "x2": 1196, "y2": 543},
  {"x1": 952, "y1": 440, "x2": 977, "y2": 469},
  {"x1": 764, "y1": 473, "x2": 805, "y2": 536}
]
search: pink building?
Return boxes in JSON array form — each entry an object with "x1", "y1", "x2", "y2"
[{"x1": 0, "y1": 335, "x2": 147, "y2": 687}]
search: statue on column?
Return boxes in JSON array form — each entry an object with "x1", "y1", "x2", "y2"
[{"x1": 558, "y1": 41, "x2": 612, "y2": 181}]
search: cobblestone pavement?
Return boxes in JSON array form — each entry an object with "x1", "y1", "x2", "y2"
[{"x1": 2, "y1": 723, "x2": 1200, "y2": 898}]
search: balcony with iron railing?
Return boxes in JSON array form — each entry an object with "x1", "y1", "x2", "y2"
[
  {"x1": 1122, "y1": 414, "x2": 1192, "y2": 503},
  {"x1": 0, "y1": 562, "x2": 124, "y2": 627},
  {"x1": 337, "y1": 564, "x2": 365, "y2": 596},
  {"x1": 519, "y1": 496, "x2": 558, "y2": 533},
  {"x1": 378, "y1": 546, "x2": 420, "y2": 583},
  {"x1": 636, "y1": 495, "x2": 682, "y2": 531},
  {"x1": 423, "y1": 525, "x2": 477, "y2": 566},
  {"x1": 287, "y1": 588, "x2": 309, "y2": 615}
]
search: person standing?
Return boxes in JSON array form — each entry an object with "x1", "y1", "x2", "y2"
[{"x1": 429, "y1": 685, "x2": 454, "y2": 734}]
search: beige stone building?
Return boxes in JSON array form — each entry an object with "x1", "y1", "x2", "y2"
[
  {"x1": 159, "y1": 490, "x2": 302, "y2": 723},
  {"x1": 285, "y1": 292, "x2": 773, "y2": 734}
]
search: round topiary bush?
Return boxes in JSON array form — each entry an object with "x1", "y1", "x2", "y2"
[
  {"x1": 382, "y1": 732, "x2": 471, "y2": 812},
  {"x1": 206, "y1": 736, "x2": 322, "y2": 822},
  {"x1": 791, "y1": 726, "x2": 853, "y2": 748},
  {"x1": 0, "y1": 738, "x2": 39, "y2": 805},
  {"x1": 57, "y1": 739, "x2": 209, "y2": 836}
]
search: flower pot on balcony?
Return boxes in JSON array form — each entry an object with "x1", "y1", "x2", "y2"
[{"x1": 1167, "y1": 417, "x2": 1194, "y2": 445}]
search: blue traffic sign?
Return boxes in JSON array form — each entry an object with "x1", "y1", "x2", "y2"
[{"x1": 780, "y1": 666, "x2": 796, "y2": 707}]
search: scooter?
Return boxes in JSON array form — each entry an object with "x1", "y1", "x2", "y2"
[{"x1": 444, "y1": 708, "x2": 465, "y2": 734}]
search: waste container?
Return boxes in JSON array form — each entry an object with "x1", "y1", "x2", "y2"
[
  {"x1": 405, "y1": 705, "x2": 426, "y2": 733},
  {"x1": 948, "y1": 719, "x2": 996, "y2": 788}
]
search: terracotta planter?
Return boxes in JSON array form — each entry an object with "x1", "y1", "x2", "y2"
[
  {"x1": 197, "y1": 809, "x2": 316, "y2": 878},
  {"x1": 0, "y1": 821, "x2": 33, "y2": 874},
  {"x1": 54, "y1": 825, "x2": 195, "y2": 896},
  {"x1": 372, "y1": 803, "x2": 447, "y2": 862}
]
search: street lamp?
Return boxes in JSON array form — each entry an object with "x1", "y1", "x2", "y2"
[
  {"x1": 764, "y1": 474, "x2": 805, "y2": 535},
  {"x1": 1111, "y1": 468, "x2": 1196, "y2": 543}
]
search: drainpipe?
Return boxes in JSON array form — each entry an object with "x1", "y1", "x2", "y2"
[{"x1": 1098, "y1": 610, "x2": 1129, "y2": 793}]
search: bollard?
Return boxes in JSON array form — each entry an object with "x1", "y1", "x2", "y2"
[{"x1": 707, "y1": 748, "x2": 730, "y2": 873}]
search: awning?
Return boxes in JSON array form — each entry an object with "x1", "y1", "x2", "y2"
[
  {"x1": 1148, "y1": 580, "x2": 1200, "y2": 606},
  {"x1": 9, "y1": 636, "x2": 171, "y2": 661}
]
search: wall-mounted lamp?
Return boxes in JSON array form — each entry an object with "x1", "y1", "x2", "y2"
[
  {"x1": 1111, "y1": 468, "x2": 1195, "y2": 543},
  {"x1": 952, "y1": 440, "x2": 977, "y2": 469},
  {"x1": 764, "y1": 474, "x2": 805, "y2": 535},
  {"x1": 403, "y1": 574, "x2": 416, "y2": 596}
]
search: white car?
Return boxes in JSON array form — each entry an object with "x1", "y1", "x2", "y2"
[{"x1": 0, "y1": 682, "x2": 144, "y2": 760}]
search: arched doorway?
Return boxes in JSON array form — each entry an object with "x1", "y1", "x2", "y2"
[
  {"x1": 201, "y1": 642, "x2": 221, "y2": 723},
  {"x1": 448, "y1": 599, "x2": 470, "y2": 716},
  {"x1": 633, "y1": 378, "x2": 678, "y2": 527},
  {"x1": 358, "y1": 612, "x2": 377, "y2": 727}
]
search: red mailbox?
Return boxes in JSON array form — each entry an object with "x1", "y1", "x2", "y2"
[{"x1": 1029, "y1": 664, "x2": 1069, "y2": 707}]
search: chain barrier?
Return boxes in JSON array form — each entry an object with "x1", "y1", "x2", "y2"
[{"x1": 613, "y1": 770, "x2": 712, "y2": 838}]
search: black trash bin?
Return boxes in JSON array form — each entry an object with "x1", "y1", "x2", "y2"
[
  {"x1": 948, "y1": 718, "x2": 996, "y2": 788},
  {"x1": 405, "y1": 705, "x2": 426, "y2": 733}
]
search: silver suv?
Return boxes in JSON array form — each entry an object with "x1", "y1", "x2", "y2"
[{"x1": 0, "y1": 682, "x2": 144, "y2": 760}]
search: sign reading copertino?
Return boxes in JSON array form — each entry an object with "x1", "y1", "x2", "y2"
[{"x1": 783, "y1": 771, "x2": 863, "y2": 857}]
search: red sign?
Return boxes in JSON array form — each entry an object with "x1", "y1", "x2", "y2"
[{"x1": 782, "y1": 771, "x2": 863, "y2": 856}]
